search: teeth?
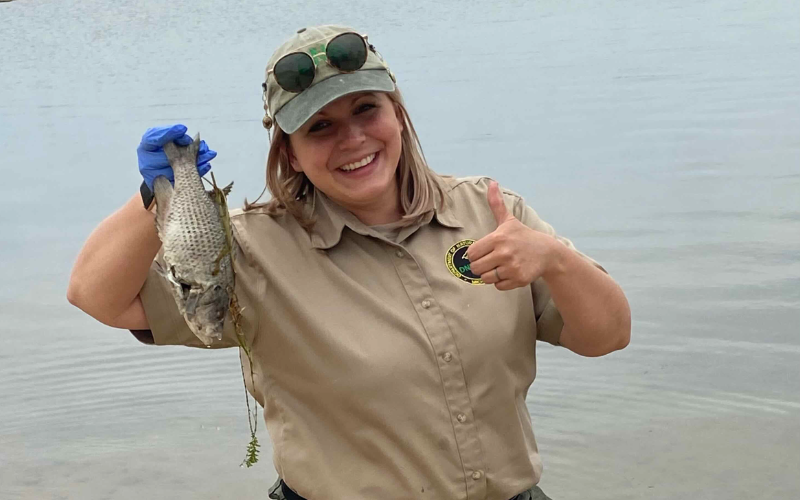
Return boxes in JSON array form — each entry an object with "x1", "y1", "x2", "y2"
[{"x1": 339, "y1": 153, "x2": 375, "y2": 171}]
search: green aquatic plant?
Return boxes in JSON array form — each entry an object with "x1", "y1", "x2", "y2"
[{"x1": 209, "y1": 172, "x2": 260, "y2": 467}]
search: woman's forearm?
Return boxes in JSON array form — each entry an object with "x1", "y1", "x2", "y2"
[
  {"x1": 542, "y1": 244, "x2": 631, "y2": 357},
  {"x1": 67, "y1": 194, "x2": 161, "y2": 326}
]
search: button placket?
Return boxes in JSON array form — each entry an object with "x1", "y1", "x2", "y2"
[{"x1": 387, "y1": 243, "x2": 487, "y2": 499}]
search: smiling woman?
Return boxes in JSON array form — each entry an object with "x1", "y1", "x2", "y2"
[
  {"x1": 253, "y1": 86, "x2": 446, "y2": 230},
  {"x1": 67, "y1": 24, "x2": 630, "y2": 500},
  {"x1": 284, "y1": 92, "x2": 404, "y2": 225}
]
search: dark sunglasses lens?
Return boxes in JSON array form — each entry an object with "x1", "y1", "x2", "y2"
[
  {"x1": 274, "y1": 53, "x2": 315, "y2": 92},
  {"x1": 327, "y1": 33, "x2": 367, "y2": 72}
]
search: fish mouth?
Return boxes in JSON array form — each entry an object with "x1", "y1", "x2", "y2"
[
  {"x1": 186, "y1": 319, "x2": 224, "y2": 347},
  {"x1": 184, "y1": 307, "x2": 226, "y2": 346}
]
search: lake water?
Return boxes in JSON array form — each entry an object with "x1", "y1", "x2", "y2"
[{"x1": 1, "y1": 0, "x2": 798, "y2": 498}]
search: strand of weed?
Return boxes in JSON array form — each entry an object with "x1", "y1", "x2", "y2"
[{"x1": 209, "y1": 173, "x2": 260, "y2": 467}]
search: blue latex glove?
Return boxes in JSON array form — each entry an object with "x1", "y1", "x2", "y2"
[{"x1": 137, "y1": 124, "x2": 217, "y2": 189}]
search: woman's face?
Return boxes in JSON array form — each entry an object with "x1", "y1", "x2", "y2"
[{"x1": 288, "y1": 92, "x2": 404, "y2": 224}]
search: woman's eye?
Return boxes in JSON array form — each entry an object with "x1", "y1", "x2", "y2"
[
  {"x1": 308, "y1": 120, "x2": 330, "y2": 133},
  {"x1": 355, "y1": 103, "x2": 376, "y2": 114}
]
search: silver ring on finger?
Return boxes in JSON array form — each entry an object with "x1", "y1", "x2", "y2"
[{"x1": 494, "y1": 268, "x2": 501, "y2": 282}]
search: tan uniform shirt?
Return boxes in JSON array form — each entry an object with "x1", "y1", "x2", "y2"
[{"x1": 139, "y1": 176, "x2": 604, "y2": 500}]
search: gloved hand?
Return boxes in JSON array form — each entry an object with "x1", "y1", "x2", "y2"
[{"x1": 137, "y1": 124, "x2": 217, "y2": 189}]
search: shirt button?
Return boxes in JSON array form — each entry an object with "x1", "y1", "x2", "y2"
[
  {"x1": 442, "y1": 352, "x2": 453, "y2": 362},
  {"x1": 395, "y1": 249, "x2": 404, "y2": 258},
  {"x1": 421, "y1": 299, "x2": 431, "y2": 309},
  {"x1": 457, "y1": 413, "x2": 467, "y2": 423},
  {"x1": 471, "y1": 470, "x2": 483, "y2": 480}
]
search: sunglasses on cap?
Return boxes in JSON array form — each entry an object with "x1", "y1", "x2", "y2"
[{"x1": 266, "y1": 32, "x2": 375, "y2": 93}]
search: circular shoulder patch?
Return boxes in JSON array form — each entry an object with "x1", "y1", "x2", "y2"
[{"x1": 445, "y1": 239, "x2": 485, "y2": 285}]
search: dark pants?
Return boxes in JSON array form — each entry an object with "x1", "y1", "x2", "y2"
[{"x1": 269, "y1": 478, "x2": 553, "y2": 500}]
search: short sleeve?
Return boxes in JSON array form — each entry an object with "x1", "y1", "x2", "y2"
[
  {"x1": 509, "y1": 193, "x2": 607, "y2": 346},
  {"x1": 137, "y1": 223, "x2": 263, "y2": 349}
]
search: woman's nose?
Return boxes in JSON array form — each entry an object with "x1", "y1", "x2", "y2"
[{"x1": 337, "y1": 121, "x2": 366, "y2": 149}]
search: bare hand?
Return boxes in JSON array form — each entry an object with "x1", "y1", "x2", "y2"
[{"x1": 467, "y1": 182, "x2": 561, "y2": 291}]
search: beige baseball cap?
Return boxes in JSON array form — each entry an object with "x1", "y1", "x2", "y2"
[{"x1": 263, "y1": 25, "x2": 396, "y2": 134}]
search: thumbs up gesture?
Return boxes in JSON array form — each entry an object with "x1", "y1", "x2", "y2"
[{"x1": 467, "y1": 181, "x2": 562, "y2": 291}]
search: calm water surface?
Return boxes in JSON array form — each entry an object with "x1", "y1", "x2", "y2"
[{"x1": 1, "y1": 0, "x2": 798, "y2": 498}]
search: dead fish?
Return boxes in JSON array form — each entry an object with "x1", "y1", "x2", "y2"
[{"x1": 153, "y1": 133, "x2": 233, "y2": 346}]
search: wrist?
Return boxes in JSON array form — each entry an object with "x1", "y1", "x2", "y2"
[{"x1": 541, "y1": 237, "x2": 568, "y2": 282}]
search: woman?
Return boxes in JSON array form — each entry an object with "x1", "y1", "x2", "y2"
[{"x1": 68, "y1": 25, "x2": 630, "y2": 500}]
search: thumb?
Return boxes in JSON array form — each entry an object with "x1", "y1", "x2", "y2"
[{"x1": 488, "y1": 181, "x2": 513, "y2": 226}]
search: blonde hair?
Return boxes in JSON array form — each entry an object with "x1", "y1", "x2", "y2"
[{"x1": 244, "y1": 88, "x2": 447, "y2": 229}]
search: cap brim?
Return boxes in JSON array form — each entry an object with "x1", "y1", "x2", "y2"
[{"x1": 275, "y1": 69, "x2": 396, "y2": 134}]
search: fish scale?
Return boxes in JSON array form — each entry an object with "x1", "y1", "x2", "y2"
[{"x1": 152, "y1": 133, "x2": 234, "y2": 346}]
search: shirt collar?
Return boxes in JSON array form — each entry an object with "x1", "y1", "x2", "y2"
[
  {"x1": 432, "y1": 189, "x2": 463, "y2": 229},
  {"x1": 309, "y1": 189, "x2": 463, "y2": 250}
]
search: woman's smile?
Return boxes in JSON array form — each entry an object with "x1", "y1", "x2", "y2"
[
  {"x1": 334, "y1": 151, "x2": 381, "y2": 182},
  {"x1": 337, "y1": 151, "x2": 377, "y2": 173}
]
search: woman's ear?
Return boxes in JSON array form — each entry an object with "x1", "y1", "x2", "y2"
[{"x1": 285, "y1": 142, "x2": 303, "y2": 173}]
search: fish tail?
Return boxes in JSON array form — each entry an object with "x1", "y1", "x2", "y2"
[
  {"x1": 152, "y1": 176, "x2": 173, "y2": 234},
  {"x1": 163, "y1": 133, "x2": 202, "y2": 176},
  {"x1": 188, "y1": 132, "x2": 201, "y2": 161}
]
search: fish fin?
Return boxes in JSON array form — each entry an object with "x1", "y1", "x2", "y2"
[
  {"x1": 152, "y1": 176, "x2": 173, "y2": 234},
  {"x1": 153, "y1": 259, "x2": 165, "y2": 275},
  {"x1": 205, "y1": 181, "x2": 234, "y2": 202},
  {"x1": 188, "y1": 133, "x2": 200, "y2": 160},
  {"x1": 162, "y1": 141, "x2": 178, "y2": 165},
  {"x1": 163, "y1": 264, "x2": 181, "y2": 291},
  {"x1": 184, "y1": 288, "x2": 201, "y2": 317}
]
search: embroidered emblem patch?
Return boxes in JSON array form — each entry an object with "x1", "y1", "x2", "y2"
[{"x1": 445, "y1": 239, "x2": 485, "y2": 285}]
